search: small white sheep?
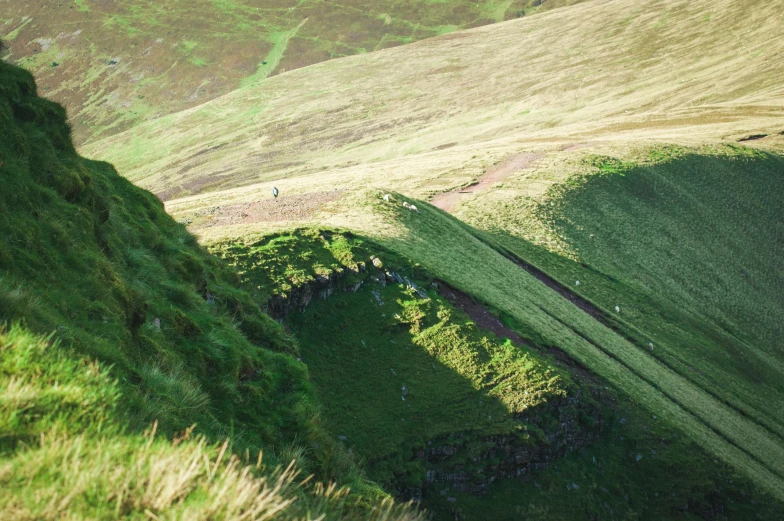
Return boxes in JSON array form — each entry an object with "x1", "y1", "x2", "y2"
[
  {"x1": 615, "y1": 305, "x2": 620, "y2": 313},
  {"x1": 648, "y1": 343, "x2": 654, "y2": 350},
  {"x1": 383, "y1": 194, "x2": 391, "y2": 202},
  {"x1": 575, "y1": 280, "x2": 580, "y2": 286},
  {"x1": 409, "y1": 204, "x2": 418, "y2": 212},
  {"x1": 402, "y1": 201, "x2": 411, "y2": 209}
]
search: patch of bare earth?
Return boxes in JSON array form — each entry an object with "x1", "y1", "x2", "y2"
[
  {"x1": 190, "y1": 190, "x2": 345, "y2": 228},
  {"x1": 431, "y1": 151, "x2": 544, "y2": 212},
  {"x1": 438, "y1": 282, "x2": 526, "y2": 345}
]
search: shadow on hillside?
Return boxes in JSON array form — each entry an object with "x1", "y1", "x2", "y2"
[
  {"x1": 284, "y1": 273, "x2": 595, "y2": 498},
  {"x1": 456, "y1": 149, "x2": 784, "y2": 442}
]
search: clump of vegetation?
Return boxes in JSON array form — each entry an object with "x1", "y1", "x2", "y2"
[
  {"x1": 0, "y1": 58, "x2": 422, "y2": 520},
  {"x1": 211, "y1": 229, "x2": 377, "y2": 305}
]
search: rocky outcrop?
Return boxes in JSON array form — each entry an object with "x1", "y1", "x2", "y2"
[
  {"x1": 261, "y1": 260, "x2": 421, "y2": 319},
  {"x1": 399, "y1": 388, "x2": 610, "y2": 500}
]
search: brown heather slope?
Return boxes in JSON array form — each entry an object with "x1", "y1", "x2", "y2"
[
  {"x1": 83, "y1": 0, "x2": 784, "y2": 206},
  {"x1": 0, "y1": 0, "x2": 569, "y2": 144}
]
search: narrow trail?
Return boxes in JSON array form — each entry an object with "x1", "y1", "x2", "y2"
[
  {"x1": 431, "y1": 151, "x2": 544, "y2": 212},
  {"x1": 430, "y1": 143, "x2": 599, "y2": 212},
  {"x1": 490, "y1": 242, "x2": 784, "y2": 444}
]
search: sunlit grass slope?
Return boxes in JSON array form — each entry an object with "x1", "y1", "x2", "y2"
[
  {"x1": 211, "y1": 230, "x2": 782, "y2": 520},
  {"x1": 0, "y1": 58, "x2": 424, "y2": 520},
  {"x1": 85, "y1": 0, "x2": 784, "y2": 202},
  {"x1": 0, "y1": 0, "x2": 564, "y2": 144},
  {"x1": 458, "y1": 145, "x2": 784, "y2": 443},
  {"x1": 213, "y1": 231, "x2": 577, "y2": 479},
  {"x1": 305, "y1": 191, "x2": 784, "y2": 504}
]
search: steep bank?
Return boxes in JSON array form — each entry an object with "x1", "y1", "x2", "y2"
[{"x1": 0, "y1": 58, "x2": 419, "y2": 520}]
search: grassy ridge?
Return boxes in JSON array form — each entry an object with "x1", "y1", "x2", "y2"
[
  {"x1": 302, "y1": 189, "x2": 784, "y2": 503},
  {"x1": 212, "y1": 229, "x2": 781, "y2": 519},
  {"x1": 0, "y1": 58, "x2": 422, "y2": 520},
  {"x1": 213, "y1": 231, "x2": 580, "y2": 483},
  {"x1": 0, "y1": 0, "x2": 561, "y2": 144},
  {"x1": 459, "y1": 146, "x2": 784, "y2": 441}
]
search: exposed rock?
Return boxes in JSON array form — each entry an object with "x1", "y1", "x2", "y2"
[
  {"x1": 399, "y1": 392, "x2": 605, "y2": 499},
  {"x1": 404, "y1": 277, "x2": 429, "y2": 299}
]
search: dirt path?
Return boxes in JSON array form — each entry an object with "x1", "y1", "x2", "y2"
[
  {"x1": 438, "y1": 282, "x2": 527, "y2": 346},
  {"x1": 189, "y1": 190, "x2": 345, "y2": 228},
  {"x1": 431, "y1": 152, "x2": 544, "y2": 212}
]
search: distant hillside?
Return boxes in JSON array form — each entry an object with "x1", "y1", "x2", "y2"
[
  {"x1": 0, "y1": 0, "x2": 574, "y2": 144},
  {"x1": 83, "y1": 0, "x2": 784, "y2": 203}
]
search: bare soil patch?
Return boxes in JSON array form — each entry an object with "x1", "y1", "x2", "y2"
[
  {"x1": 431, "y1": 152, "x2": 544, "y2": 212},
  {"x1": 192, "y1": 190, "x2": 345, "y2": 227}
]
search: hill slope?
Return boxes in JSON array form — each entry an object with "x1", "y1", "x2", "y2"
[
  {"x1": 84, "y1": 0, "x2": 784, "y2": 201},
  {"x1": 0, "y1": 57, "x2": 427, "y2": 520},
  {"x1": 0, "y1": 0, "x2": 572, "y2": 144},
  {"x1": 76, "y1": 0, "x2": 784, "y2": 504}
]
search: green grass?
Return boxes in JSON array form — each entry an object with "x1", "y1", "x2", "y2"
[
  {"x1": 312, "y1": 189, "x2": 784, "y2": 504},
  {"x1": 215, "y1": 231, "x2": 586, "y2": 491},
  {"x1": 425, "y1": 395, "x2": 781, "y2": 520},
  {"x1": 212, "y1": 226, "x2": 784, "y2": 519},
  {"x1": 461, "y1": 146, "x2": 784, "y2": 443},
  {"x1": 0, "y1": 59, "x2": 422, "y2": 520}
]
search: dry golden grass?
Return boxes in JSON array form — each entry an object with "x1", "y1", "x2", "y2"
[{"x1": 85, "y1": 0, "x2": 784, "y2": 208}]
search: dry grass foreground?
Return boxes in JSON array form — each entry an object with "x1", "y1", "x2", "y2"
[{"x1": 84, "y1": 0, "x2": 784, "y2": 206}]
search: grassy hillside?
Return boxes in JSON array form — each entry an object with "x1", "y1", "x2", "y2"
[
  {"x1": 77, "y1": 0, "x2": 784, "y2": 505},
  {"x1": 6, "y1": 0, "x2": 784, "y2": 517},
  {"x1": 0, "y1": 57, "x2": 426, "y2": 520},
  {"x1": 457, "y1": 145, "x2": 784, "y2": 440},
  {"x1": 0, "y1": 0, "x2": 568, "y2": 144},
  {"x1": 83, "y1": 0, "x2": 784, "y2": 201},
  {"x1": 9, "y1": 54, "x2": 769, "y2": 518},
  {"x1": 211, "y1": 229, "x2": 782, "y2": 519}
]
